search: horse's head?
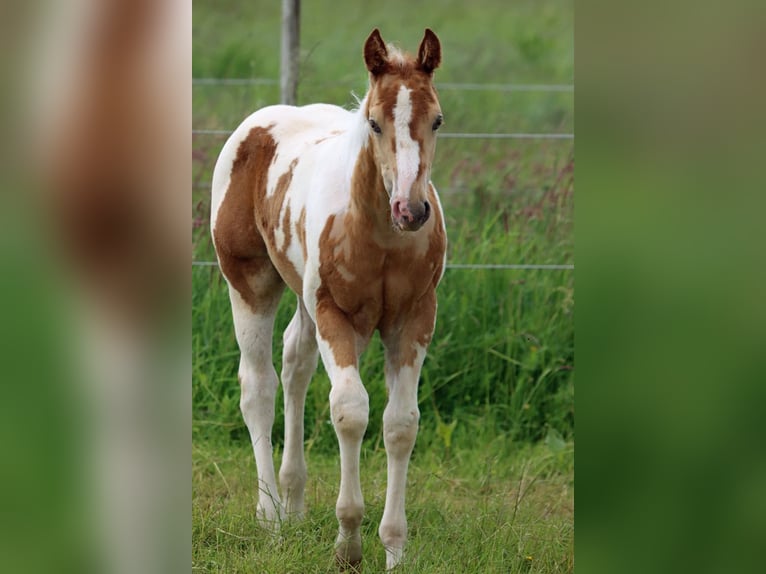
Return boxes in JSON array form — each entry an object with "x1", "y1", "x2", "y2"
[{"x1": 363, "y1": 28, "x2": 443, "y2": 232}]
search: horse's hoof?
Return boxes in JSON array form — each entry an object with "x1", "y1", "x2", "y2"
[{"x1": 335, "y1": 554, "x2": 362, "y2": 573}]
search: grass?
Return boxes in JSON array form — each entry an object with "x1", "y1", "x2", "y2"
[
  {"x1": 193, "y1": 439, "x2": 573, "y2": 573},
  {"x1": 193, "y1": 0, "x2": 573, "y2": 571}
]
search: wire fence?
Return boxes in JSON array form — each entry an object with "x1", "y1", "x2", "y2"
[
  {"x1": 193, "y1": 77, "x2": 574, "y2": 92},
  {"x1": 193, "y1": 128, "x2": 573, "y2": 139},
  {"x1": 192, "y1": 78, "x2": 574, "y2": 140},
  {"x1": 192, "y1": 260, "x2": 573, "y2": 271},
  {"x1": 192, "y1": 182, "x2": 555, "y2": 194},
  {"x1": 193, "y1": 78, "x2": 573, "y2": 272}
]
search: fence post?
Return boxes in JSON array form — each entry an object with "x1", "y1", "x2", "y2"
[{"x1": 280, "y1": 0, "x2": 300, "y2": 105}]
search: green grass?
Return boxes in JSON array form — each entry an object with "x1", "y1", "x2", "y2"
[
  {"x1": 193, "y1": 438, "x2": 573, "y2": 573},
  {"x1": 193, "y1": 0, "x2": 573, "y2": 571}
]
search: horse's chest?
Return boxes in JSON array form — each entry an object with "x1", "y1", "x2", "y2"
[
  {"x1": 314, "y1": 210, "x2": 444, "y2": 340},
  {"x1": 319, "y1": 257, "x2": 433, "y2": 339}
]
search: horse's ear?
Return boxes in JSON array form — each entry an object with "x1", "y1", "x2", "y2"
[
  {"x1": 417, "y1": 28, "x2": 442, "y2": 74},
  {"x1": 364, "y1": 28, "x2": 389, "y2": 76}
]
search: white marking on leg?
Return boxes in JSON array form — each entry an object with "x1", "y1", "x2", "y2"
[
  {"x1": 279, "y1": 299, "x2": 318, "y2": 517},
  {"x1": 393, "y1": 86, "x2": 420, "y2": 202},
  {"x1": 229, "y1": 286, "x2": 284, "y2": 528},
  {"x1": 379, "y1": 344, "x2": 427, "y2": 570},
  {"x1": 317, "y1": 335, "x2": 369, "y2": 566}
]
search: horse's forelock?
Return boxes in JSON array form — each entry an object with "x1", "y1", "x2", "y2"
[{"x1": 385, "y1": 44, "x2": 409, "y2": 67}]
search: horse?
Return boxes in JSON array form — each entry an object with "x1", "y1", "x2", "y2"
[{"x1": 210, "y1": 28, "x2": 447, "y2": 570}]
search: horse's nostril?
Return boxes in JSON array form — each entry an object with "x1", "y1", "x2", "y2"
[{"x1": 420, "y1": 201, "x2": 431, "y2": 223}]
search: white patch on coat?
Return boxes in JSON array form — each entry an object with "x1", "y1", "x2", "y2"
[
  {"x1": 286, "y1": 217, "x2": 305, "y2": 278},
  {"x1": 393, "y1": 86, "x2": 420, "y2": 202},
  {"x1": 274, "y1": 197, "x2": 288, "y2": 252}
]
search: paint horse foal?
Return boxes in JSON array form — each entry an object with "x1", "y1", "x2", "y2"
[{"x1": 211, "y1": 29, "x2": 446, "y2": 570}]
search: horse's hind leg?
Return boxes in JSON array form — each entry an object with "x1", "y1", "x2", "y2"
[
  {"x1": 224, "y1": 259, "x2": 286, "y2": 528},
  {"x1": 279, "y1": 297, "x2": 318, "y2": 518}
]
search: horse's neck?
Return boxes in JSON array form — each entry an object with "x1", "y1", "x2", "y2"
[{"x1": 347, "y1": 135, "x2": 391, "y2": 234}]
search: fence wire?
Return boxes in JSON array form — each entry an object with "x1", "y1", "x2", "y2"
[
  {"x1": 192, "y1": 261, "x2": 573, "y2": 271},
  {"x1": 192, "y1": 128, "x2": 573, "y2": 140},
  {"x1": 193, "y1": 78, "x2": 573, "y2": 273},
  {"x1": 193, "y1": 78, "x2": 574, "y2": 139},
  {"x1": 192, "y1": 77, "x2": 573, "y2": 92}
]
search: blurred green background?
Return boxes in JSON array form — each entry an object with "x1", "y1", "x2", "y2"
[{"x1": 1, "y1": 1, "x2": 763, "y2": 573}]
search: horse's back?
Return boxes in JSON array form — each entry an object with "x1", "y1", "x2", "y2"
[
  {"x1": 211, "y1": 103, "x2": 350, "y2": 220},
  {"x1": 211, "y1": 103, "x2": 352, "y2": 301}
]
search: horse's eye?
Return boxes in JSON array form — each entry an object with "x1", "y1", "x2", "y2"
[
  {"x1": 369, "y1": 118, "x2": 382, "y2": 134},
  {"x1": 432, "y1": 114, "x2": 444, "y2": 131}
]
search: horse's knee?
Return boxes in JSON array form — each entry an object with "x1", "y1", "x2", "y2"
[
  {"x1": 239, "y1": 368, "x2": 279, "y2": 428},
  {"x1": 330, "y1": 382, "x2": 369, "y2": 441},
  {"x1": 383, "y1": 406, "x2": 419, "y2": 458}
]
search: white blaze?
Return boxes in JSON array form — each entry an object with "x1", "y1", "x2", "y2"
[{"x1": 393, "y1": 86, "x2": 420, "y2": 201}]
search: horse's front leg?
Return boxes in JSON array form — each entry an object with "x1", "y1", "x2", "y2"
[
  {"x1": 379, "y1": 295, "x2": 436, "y2": 570},
  {"x1": 315, "y1": 303, "x2": 369, "y2": 570}
]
